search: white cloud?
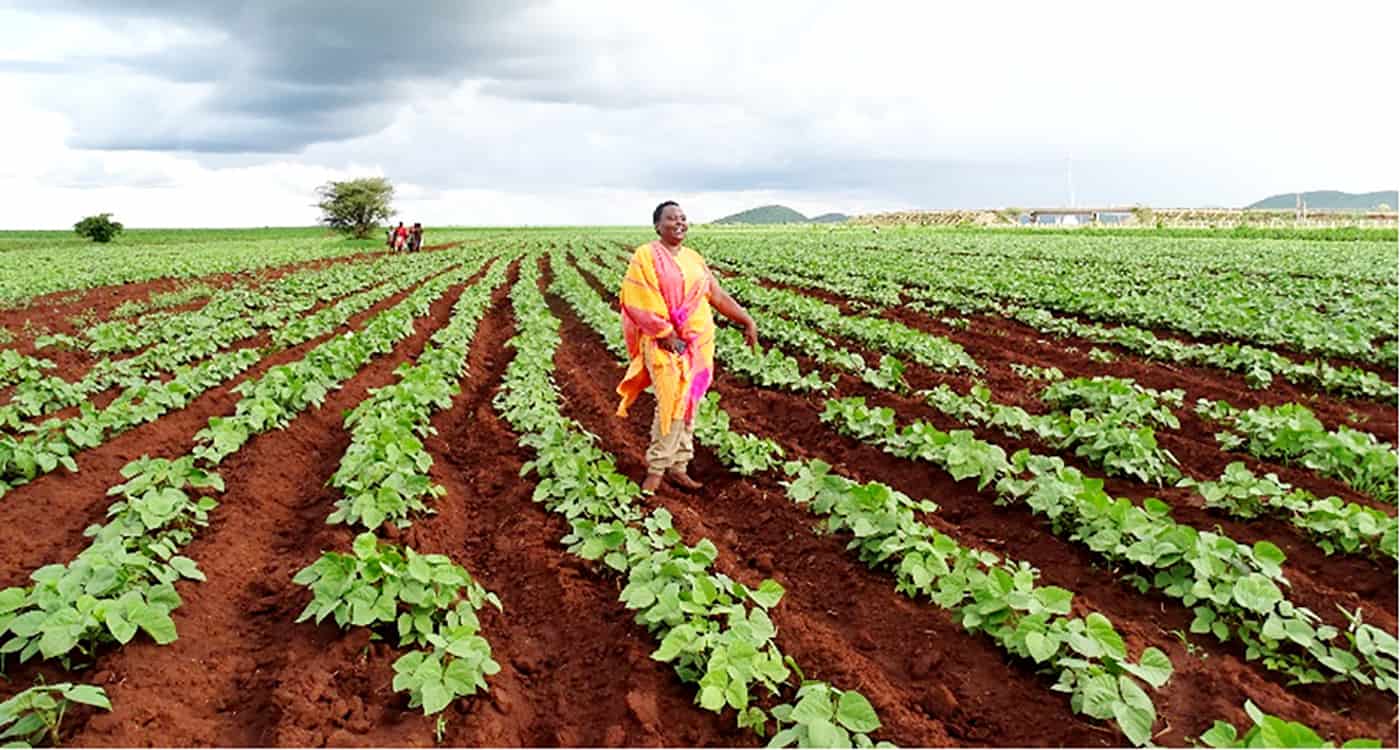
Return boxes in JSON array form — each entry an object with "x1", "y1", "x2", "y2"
[{"x1": 0, "y1": 0, "x2": 1395, "y2": 228}]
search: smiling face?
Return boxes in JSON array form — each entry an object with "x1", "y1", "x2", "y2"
[{"x1": 655, "y1": 204, "x2": 687, "y2": 245}]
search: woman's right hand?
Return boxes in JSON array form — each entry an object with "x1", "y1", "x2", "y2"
[{"x1": 659, "y1": 335, "x2": 687, "y2": 354}]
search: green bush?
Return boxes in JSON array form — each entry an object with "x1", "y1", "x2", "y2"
[{"x1": 73, "y1": 213, "x2": 124, "y2": 243}]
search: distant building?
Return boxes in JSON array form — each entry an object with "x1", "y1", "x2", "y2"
[{"x1": 1025, "y1": 207, "x2": 1135, "y2": 226}]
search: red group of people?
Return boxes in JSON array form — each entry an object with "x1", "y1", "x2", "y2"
[{"x1": 387, "y1": 221, "x2": 424, "y2": 252}]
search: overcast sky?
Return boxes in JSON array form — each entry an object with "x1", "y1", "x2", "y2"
[{"x1": 1, "y1": 1, "x2": 1396, "y2": 228}]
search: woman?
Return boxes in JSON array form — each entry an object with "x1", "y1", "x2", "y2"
[{"x1": 616, "y1": 201, "x2": 758, "y2": 492}]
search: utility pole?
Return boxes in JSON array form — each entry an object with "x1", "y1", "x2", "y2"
[{"x1": 1066, "y1": 156, "x2": 1076, "y2": 208}]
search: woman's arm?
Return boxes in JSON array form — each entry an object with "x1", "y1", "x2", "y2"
[{"x1": 708, "y1": 276, "x2": 758, "y2": 350}]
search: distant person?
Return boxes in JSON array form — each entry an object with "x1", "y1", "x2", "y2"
[
  {"x1": 393, "y1": 221, "x2": 408, "y2": 251},
  {"x1": 616, "y1": 201, "x2": 759, "y2": 492},
  {"x1": 409, "y1": 222, "x2": 423, "y2": 252}
]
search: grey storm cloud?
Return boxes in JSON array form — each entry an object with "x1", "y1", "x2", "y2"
[{"x1": 14, "y1": 0, "x2": 627, "y2": 153}]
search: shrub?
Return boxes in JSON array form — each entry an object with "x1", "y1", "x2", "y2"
[{"x1": 73, "y1": 213, "x2": 124, "y2": 243}]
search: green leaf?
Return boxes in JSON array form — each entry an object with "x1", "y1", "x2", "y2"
[
  {"x1": 652, "y1": 625, "x2": 695, "y2": 662},
  {"x1": 1034, "y1": 586, "x2": 1074, "y2": 615},
  {"x1": 62, "y1": 685, "x2": 111, "y2": 710},
  {"x1": 1026, "y1": 632, "x2": 1059, "y2": 663},
  {"x1": 699, "y1": 685, "x2": 726, "y2": 712},
  {"x1": 1231, "y1": 575, "x2": 1283, "y2": 614},
  {"x1": 103, "y1": 611, "x2": 138, "y2": 645},
  {"x1": 1121, "y1": 647, "x2": 1173, "y2": 689},
  {"x1": 1255, "y1": 715, "x2": 1326, "y2": 748},
  {"x1": 1199, "y1": 720, "x2": 1239, "y2": 748},
  {"x1": 750, "y1": 580, "x2": 785, "y2": 609},
  {"x1": 1112, "y1": 676, "x2": 1155, "y2": 747},
  {"x1": 835, "y1": 691, "x2": 881, "y2": 733},
  {"x1": 1250, "y1": 541, "x2": 1286, "y2": 576},
  {"x1": 420, "y1": 680, "x2": 452, "y2": 715},
  {"x1": 133, "y1": 607, "x2": 179, "y2": 645},
  {"x1": 407, "y1": 553, "x2": 432, "y2": 583},
  {"x1": 769, "y1": 727, "x2": 801, "y2": 748},
  {"x1": 168, "y1": 556, "x2": 205, "y2": 582},
  {"x1": 1085, "y1": 613, "x2": 1127, "y2": 661},
  {"x1": 791, "y1": 690, "x2": 833, "y2": 725},
  {"x1": 806, "y1": 718, "x2": 848, "y2": 748},
  {"x1": 1078, "y1": 674, "x2": 1119, "y2": 720}
]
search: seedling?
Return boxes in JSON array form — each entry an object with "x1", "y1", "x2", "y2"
[{"x1": 0, "y1": 682, "x2": 110, "y2": 747}]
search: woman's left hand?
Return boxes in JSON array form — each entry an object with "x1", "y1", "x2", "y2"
[{"x1": 743, "y1": 321, "x2": 759, "y2": 351}]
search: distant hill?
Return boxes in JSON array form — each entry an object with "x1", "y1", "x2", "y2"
[
  {"x1": 713, "y1": 205, "x2": 848, "y2": 224},
  {"x1": 1246, "y1": 190, "x2": 1397, "y2": 210}
]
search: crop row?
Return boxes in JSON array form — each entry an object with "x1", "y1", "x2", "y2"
[
  {"x1": 556, "y1": 250, "x2": 1176, "y2": 745},
  {"x1": 696, "y1": 238, "x2": 1395, "y2": 399},
  {"x1": 1, "y1": 251, "x2": 460, "y2": 428},
  {"x1": 298, "y1": 253, "x2": 516, "y2": 718},
  {"x1": 503, "y1": 255, "x2": 892, "y2": 746},
  {"x1": 1197, "y1": 401, "x2": 1397, "y2": 505},
  {"x1": 0, "y1": 253, "x2": 465, "y2": 499},
  {"x1": 925, "y1": 378, "x2": 1183, "y2": 486},
  {"x1": 819, "y1": 397, "x2": 1397, "y2": 693},
  {"x1": 581, "y1": 247, "x2": 1398, "y2": 696},
  {"x1": 0, "y1": 235, "x2": 380, "y2": 308},
  {"x1": 564, "y1": 245, "x2": 1389, "y2": 748},
  {"x1": 615, "y1": 243, "x2": 1398, "y2": 575},
  {"x1": 1182, "y1": 463, "x2": 1397, "y2": 561},
  {"x1": 691, "y1": 395, "x2": 1381, "y2": 747},
  {"x1": 695, "y1": 233, "x2": 1394, "y2": 364},
  {"x1": 0, "y1": 254, "x2": 478, "y2": 677},
  {"x1": 1006, "y1": 306, "x2": 1396, "y2": 401}
]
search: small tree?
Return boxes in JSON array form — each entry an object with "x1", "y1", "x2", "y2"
[
  {"x1": 73, "y1": 213, "x2": 123, "y2": 243},
  {"x1": 316, "y1": 177, "x2": 395, "y2": 239}
]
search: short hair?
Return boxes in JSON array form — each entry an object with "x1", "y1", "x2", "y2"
[{"x1": 652, "y1": 201, "x2": 680, "y2": 224}]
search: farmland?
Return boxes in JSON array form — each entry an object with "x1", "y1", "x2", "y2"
[{"x1": 0, "y1": 225, "x2": 1395, "y2": 748}]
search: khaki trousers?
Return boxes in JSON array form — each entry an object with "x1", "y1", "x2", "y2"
[{"x1": 647, "y1": 409, "x2": 695, "y2": 474}]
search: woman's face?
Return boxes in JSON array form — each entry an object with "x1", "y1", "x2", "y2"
[{"x1": 655, "y1": 205, "x2": 687, "y2": 244}]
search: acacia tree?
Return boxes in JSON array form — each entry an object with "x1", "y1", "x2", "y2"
[{"x1": 316, "y1": 177, "x2": 395, "y2": 238}]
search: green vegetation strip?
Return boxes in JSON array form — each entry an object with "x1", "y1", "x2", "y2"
[
  {"x1": 555, "y1": 253, "x2": 1379, "y2": 747},
  {"x1": 1, "y1": 251, "x2": 458, "y2": 426},
  {"x1": 926, "y1": 377, "x2": 1184, "y2": 486},
  {"x1": 819, "y1": 397, "x2": 1397, "y2": 693},
  {"x1": 499, "y1": 255, "x2": 891, "y2": 746},
  {"x1": 698, "y1": 237, "x2": 1396, "y2": 401},
  {"x1": 0, "y1": 234, "x2": 378, "y2": 308},
  {"x1": 1182, "y1": 463, "x2": 1397, "y2": 562},
  {"x1": 0, "y1": 254, "x2": 478, "y2": 674},
  {"x1": 294, "y1": 252, "x2": 519, "y2": 720},
  {"x1": 698, "y1": 233, "x2": 1395, "y2": 366},
  {"x1": 559, "y1": 247, "x2": 1173, "y2": 745},
  {"x1": 616, "y1": 244, "x2": 1398, "y2": 572},
  {"x1": 1197, "y1": 400, "x2": 1398, "y2": 505},
  {"x1": 0, "y1": 253, "x2": 464, "y2": 499}
]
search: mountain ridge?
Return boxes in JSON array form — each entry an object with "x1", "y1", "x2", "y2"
[
  {"x1": 713, "y1": 204, "x2": 849, "y2": 224},
  {"x1": 1246, "y1": 190, "x2": 1396, "y2": 210}
]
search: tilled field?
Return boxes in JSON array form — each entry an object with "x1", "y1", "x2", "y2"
[{"x1": 0, "y1": 234, "x2": 1395, "y2": 748}]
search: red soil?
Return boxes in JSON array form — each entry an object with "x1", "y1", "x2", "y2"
[
  {"x1": 570, "y1": 256, "x2": 1398, "y2": 746},
  {"x1": 0, "y1": 248, "x2": 402, "y2": 362},
  {"x1": 0, "y1": 248, "x2": 1393, "y2": 748}
]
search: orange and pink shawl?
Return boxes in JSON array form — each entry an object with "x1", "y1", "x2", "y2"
[{"x1": 615, "y1": 241, "x2": 716, "y2": 435}]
